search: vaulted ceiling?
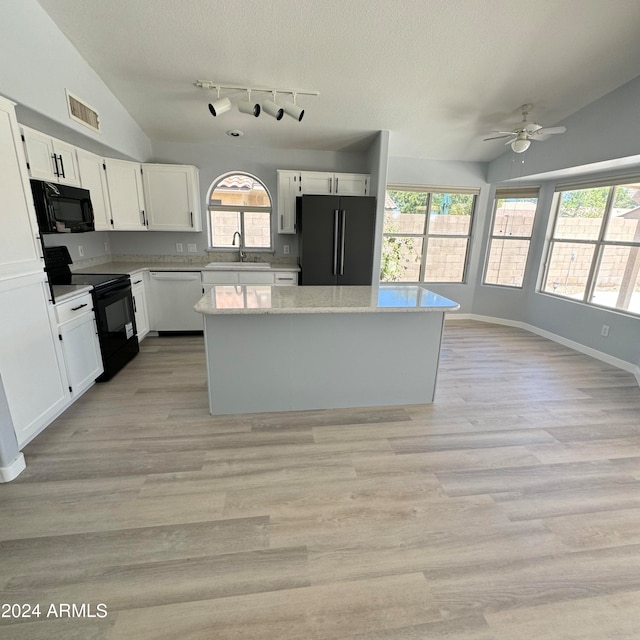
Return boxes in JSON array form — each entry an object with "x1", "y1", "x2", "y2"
[{"x1": 37, "y1": 0, "x2": 640, "y2": 162}]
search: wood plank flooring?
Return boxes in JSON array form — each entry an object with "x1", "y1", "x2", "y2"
[{"x1": 1, "y1": 319, "x2": 639, "y2": 640}]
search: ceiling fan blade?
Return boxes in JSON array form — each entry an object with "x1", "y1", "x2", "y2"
[
  {"x1": 504, "y1": 137, "x2": 517, "y2": 146},
  {"x1": 533, "y1": 126, "x2": 567, "y2": 136},
  {"x1": 524, "y1": 123, "x2": 542, "y2": 133},
  {"x1": 483, "y1": 134, "x2": 511, "y2": 141}
]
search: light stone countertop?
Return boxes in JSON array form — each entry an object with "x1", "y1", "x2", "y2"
[
  {"x1": 73, "y1": 261, "x2": 299, "y2": 275},
  {"x1": 51, "y1": 284, "x2": 93, "y2": 303},
  {"x1": 195, "y1": 285, "x2": 459, "y2": 315}
]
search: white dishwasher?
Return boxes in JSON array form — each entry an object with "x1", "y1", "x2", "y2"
[{"x1": 149, "y1": 271, "x2": 203, "y2": 332}]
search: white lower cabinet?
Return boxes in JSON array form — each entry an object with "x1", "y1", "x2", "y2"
[
  {"x1": 201, "y1": 270, "x2": 298, "y2": 293},
  {"x1": 148, "y1": 271, "x2": 203, "y2": 331},
  {"x1": 56, "y1": 293, "x2": 103, "y2": 396},
  {"x1": 131, "y1": 273, "x2": 150, "y2": 340},
  {"x1": 0, "y1": 273, "x2": 69, "y2": 447}
]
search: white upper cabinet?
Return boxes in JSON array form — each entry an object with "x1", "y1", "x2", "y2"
[
  {"x1": 21, "y1": 126, "x2": 81, "y2": 186},
  {"x1": 141, "y1": 164, "x2": 202, "y2": 232},
  {"x1": 0, "y1": 97, "x2": 43, "y2": 280},
  {"x1": 299, "y1": 171, "x2": 369, "y2": 196},
  {"x1": 276, "y1": 170, "x2": 301, "y2": 234},
  {"x1": 104, "y1": 159, "x2": 147, "y2": 231},
  {"x1": 76, "y1": 148, "x2": 113, "y2": 231}
]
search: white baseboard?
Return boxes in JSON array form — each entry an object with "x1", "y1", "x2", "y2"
[
  {"x1": 0, "y1": 452, "x2": 26, "y2": 482},
  {"x1": 448, "y1": 313, "x2": 640, "y2": 388}
]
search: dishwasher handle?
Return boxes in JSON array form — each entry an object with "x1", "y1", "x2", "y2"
[{"x1": 150, "y1": 271, "x2": 201, "y2": 281}]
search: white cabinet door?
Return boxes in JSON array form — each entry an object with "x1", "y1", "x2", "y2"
[
  {"x1": 131, "y1": 274, "x2": 150, "y2": 340},
  {"x1": 0, "y1": 98, "x2": 43, "y2": 280},
  {"x1": 276, "y1": 170, "x2": 300, "y2": 234},
  {"x1": 76, "y1": 149, "x2": 113, "y2": 231},
  {"x1": 21, "y1": 126, "x2": 80, "y2": 186},
  {"x1": 58, "y1": 312, "x2": 103, "y2": 396},
  {"x1": 334, "y1": 173, "x2": 369, "y2": 196},
  {"x1": 142, "y1": 164, "x2": 202, "y2": 232},
  {"x1": 104, "y1": 159, "x2": 147, "y2": 230},
  {"x1": 299, "y1": 171, "x2": 334, "y2": 195},
  {"x1": 0, "y1": 273, "x2": 68, "y2": 447},
  {"x1": 148, "y1": 271, "x2": 203, "y2": 331}
]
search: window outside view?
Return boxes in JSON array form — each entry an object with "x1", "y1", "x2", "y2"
[
  {"x1": 542, "y1": 182, "x2": 640, "y2": 315},
  {"x1": 209, "y1": 174, "x2": 272, "y2": 250},
  {"x1": 484, "y1": 191, "x2": 539, "y2": 288},
  {"x1": 381, "y1": 188, "x2": 475, "y2": 283}
]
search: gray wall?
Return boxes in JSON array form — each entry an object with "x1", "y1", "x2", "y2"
[
  {"x1": 0, "y1": 0, "x2": 151, "y2": 161},
  {"x1": 109, "y1": 140, "x2": 370, "y2": 260}
]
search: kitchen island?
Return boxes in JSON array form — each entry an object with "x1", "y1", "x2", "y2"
[{"x1": 195, "y1": 285, "x2": 459, "y2": 415}]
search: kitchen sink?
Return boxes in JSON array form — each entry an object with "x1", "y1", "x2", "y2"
[{"x1": 205, "y1": 262, "x2": 271, "y2": 270}]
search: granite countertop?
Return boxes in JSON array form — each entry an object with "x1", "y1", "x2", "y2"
[
  {"x1": 73, "y1": 261, "x2": 299, "y2": 275},
  {"x1": 195, "y1": 284, "x2": 459, "y2": 315},
  {"x1": 51, "y1": 284, "x2": 93, "y2": 303}
]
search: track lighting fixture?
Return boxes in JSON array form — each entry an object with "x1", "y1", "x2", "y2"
[
  {"x1": 208, "y1": 87, "x2": 231, "y2": 117},
  {"x1": 237, "y1": 90, "x2": 260, "y2": 117},
  {"x1": 283, "y1": 93, "x2": 304, "y2": 122},
  {"x1": 196, "y1": 80, "x2": 318, "y2": 124},
  {"x1": 263, "y1": 92, "x2": 284, "y2": 120}
]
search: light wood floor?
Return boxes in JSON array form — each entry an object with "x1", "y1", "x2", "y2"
[{"x1": 1, "y1": 319, "x2": 640, "y2": 639}]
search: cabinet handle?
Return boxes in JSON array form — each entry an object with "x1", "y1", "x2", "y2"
[
  {"x1": 133, "y1": 279, "x2": 142, "y2": 285},
  {"x1": 141, "y1": 210, "x2": 147, "y2": 226},
  {"x1": 329, "y1": 177, "x2": 333, "y2": 193},
  {"x1": 190, "y1": 211, "x2": 194, "y2": 227},
  {"x1": 336, "y1": 177, "x2": 339, "y2": 192},
  {"x1": 52, "y1": 154, "x2": 60, "y2": 177},
  {"x1": 71, "y1": 303, "x2": 88, "y2": 311},
  {"x1": 58, "y1": 154, "x2": 65, "y2": 178},
  {"x1": 280, "y1": 214, "x2": 284, "y2": 230},
  {"x1": 133, "y1": 296, "x2": 137, "y2": 313}
]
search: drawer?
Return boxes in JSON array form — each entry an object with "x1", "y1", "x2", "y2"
[
  {"x1": 55, "y1": 292, "x2": 94, "y2": 324},
  {"x1": 238, "y1": 272, "x2": 274, "y2": 285},
  {"x1": 201, "y1": 272, "x2": 238, "y2": 285},
  {"x1": 274, "y1": 272, "x2": 298, "y2": 286}
]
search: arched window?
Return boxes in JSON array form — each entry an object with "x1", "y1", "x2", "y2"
[{"x1": 207, "y1": 172, "x2": 272, "y2": 251}]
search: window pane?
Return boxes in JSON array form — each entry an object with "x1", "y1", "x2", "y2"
[
  {"x1": 380, "y1": 236, "x2": 423, "y2": 282},
  {"x1": 428, "y1": 193, "x2": 473, "y2": 235},
  {"x1": 423, "y1": 237, "x2": 468, "y2": 282},
  {"x1": 542, "y1": 242, "x2": 596, "y2": 299},
  {"x1": 554, "y1": 187, "x2": 609, "y2": 240},
  {"x1": 591, "y1": 245, "x2": 640, "y2": 313},
  {"x1": 244, "y1": 211, "x2": 272, "y2": 248},
  {"x1": 604, "y1": 185, "x2": 640, "y2": 241},
  {"x1": 211, "y1": 211, "x2": 240, "y2": 247},
  {"x1": 493, "y1": 198, "x2": 537, "y2": 237},
  {"x1": 211, "y1": 174, "x2": 270, "y2": 207},
  {"x1": 384, "y1": 190, "x2": 427, "y2": 234},
  {"x1": 485, "y1": 239, "x2": 530, "y2": 287}
]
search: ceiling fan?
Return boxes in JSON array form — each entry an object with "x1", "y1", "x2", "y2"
[{"x1": 484, "y1": 104, "x2": 567, "y2": 153}]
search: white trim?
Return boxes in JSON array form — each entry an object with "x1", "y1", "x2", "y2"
[
  {"x1": 0, "y1": 452, "x2": 26, "y2": 482},
  {"x1": 447, "y1": 313, "x2": 640, "y2": 388}
]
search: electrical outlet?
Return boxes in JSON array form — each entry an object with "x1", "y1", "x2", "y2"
[
  {"x1": 78, "y1": 245, "x2": 84, "y2": 257},
  {"x1": 601, "y1": 324, "x2": 610, "y2": 337},
  {"x1": 283, "y1": 244, "x2": 290, "y2": 255},
  {"x1": 187, "y1": 243, "x2": 197, "y2": 253},
  {"x1": 176, "y1": 242, "x2": 184, "y2": 253}
]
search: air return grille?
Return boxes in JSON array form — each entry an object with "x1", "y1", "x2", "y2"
[{"x1": 66, "y1": 90, "x2": 100, "y2": 133}]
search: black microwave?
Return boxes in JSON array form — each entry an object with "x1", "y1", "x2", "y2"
[{"x1": 30, "y1": 179, "x2": 95, "y2": 233}]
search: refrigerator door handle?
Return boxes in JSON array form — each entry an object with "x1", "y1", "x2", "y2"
[
  {"x1": 339, "y1": 209, "x2": 346, "y2": 275},
  {"x1": 332, "y1": 209, "x2": 340, "y2": 275}
]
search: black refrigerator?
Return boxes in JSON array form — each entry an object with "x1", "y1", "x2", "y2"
[{"x1": 297, "y1": 195, "x2": 377, "y2": 285}]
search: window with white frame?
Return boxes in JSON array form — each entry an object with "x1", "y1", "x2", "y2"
[
  {"x1": 542, "y1": 178, "x2": 640, "y2": 316},
  {"x1": 208, "y1": 172, "x2": 272, "y2": 251},
  {"x1": 483, "y1": 187, "x2": 540, "y2": 288},
  {"x1": 381, "y1": 186, "x2": 478, "y2": 283}
]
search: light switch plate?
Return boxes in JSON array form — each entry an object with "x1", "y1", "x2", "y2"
[
  {"x1": 176, "y1": 242, "x2": 184, "y2": 253},
  {"x1": 187, "y1": 243, "x2": 197, "y2": 253}
]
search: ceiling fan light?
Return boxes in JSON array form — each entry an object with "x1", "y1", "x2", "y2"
[
  {"x1": 283, "y1": 101, "x2": 304, "y2": 122},
  {"x1": 511, "y1": 138, "x2": 531, "y2": 153},
  {"x1": 208, "y1": 97, "x2": 231, "y2": 117},
  {"x1": 263, "y1": 99, "x2": 284, "y2": 120},
  {"x1": 238, "y1": 100, "x2": 261, "y2": 117}
]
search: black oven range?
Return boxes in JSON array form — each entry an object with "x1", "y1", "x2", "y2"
[{"x1": 44, "y1": 247, "x2": 139, "y2": 381}]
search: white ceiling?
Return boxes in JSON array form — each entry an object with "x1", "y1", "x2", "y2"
[{"x1": 37, "y1": 0, "x2": 640, "y2": 162}]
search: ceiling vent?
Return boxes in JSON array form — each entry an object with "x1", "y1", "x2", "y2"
[{"x1": 66, "y1": 90, "x2": 100, "y2": 133}]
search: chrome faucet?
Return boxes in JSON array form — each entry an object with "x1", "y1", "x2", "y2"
[{"x1": 232, "y1": 231, "x2": 246, "y2": 262}]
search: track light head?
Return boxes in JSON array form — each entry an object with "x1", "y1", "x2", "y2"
[
  {"x1": 208, "y1": 97, "x2": 231, "y2": 117},
  {"x1": 283, "y1": 101, "x2": 304, "y2": 122},
  {"x1": 263, "y1": 99, "x2": 284, "y2": 121},
  {"x1": 238, "y1": 101, "x2": 261, "y2": 117}
]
